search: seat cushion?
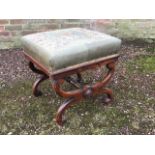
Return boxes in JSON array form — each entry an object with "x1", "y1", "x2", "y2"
[{"x1": 21, "y1": 28, "x2": 121, "y2": 71}]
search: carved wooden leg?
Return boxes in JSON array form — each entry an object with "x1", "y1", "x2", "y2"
[
  {"x1": 33, "y1": 74, "x2": 49, "y2": 97},
  {"x1": 28, "y1": 61, "x2": 49, "y2": 96},
  {"x1": 52, "y1": 59, "x2": 117, "y2": 126},
  {"x1": 56, "y1": 97, "x2": 79, "y2": 126}
]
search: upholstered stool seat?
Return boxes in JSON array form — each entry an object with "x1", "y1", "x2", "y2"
[
  {"x1": 21, "y1": 28, "x2": 121, "y2": 71},
  {"x1": 21, "y1": 28, "x2": 121, "y2": 126}
]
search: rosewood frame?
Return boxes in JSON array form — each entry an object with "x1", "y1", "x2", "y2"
[{"x1": 23, "y1": 51, "x2": 119, "y2": 126}]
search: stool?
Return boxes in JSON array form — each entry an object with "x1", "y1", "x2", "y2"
[{"x1": 21, "y1": 28, "x2": 121, "y2": 126}]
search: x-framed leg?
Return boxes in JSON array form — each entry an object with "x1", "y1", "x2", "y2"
[
  {"x1": 27, "y1": 57, "x2": 117, "y2": 126},
  {"x1": 52, "y1": 61, "x2": 116, "y2": 126}
]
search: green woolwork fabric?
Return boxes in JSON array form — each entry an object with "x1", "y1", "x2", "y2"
[{"x1": 21, "y1": 28, "x2": 121, "y2": 71}]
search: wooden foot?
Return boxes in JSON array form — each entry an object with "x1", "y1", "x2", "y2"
[{"x1": 55, "y1": 97, "x2": 79, "y2": 126}]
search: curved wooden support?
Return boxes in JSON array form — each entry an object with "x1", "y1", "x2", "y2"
[
  {"x1": 24, "y1": 51, "x2": 119, "y2": 126},
  {"x1": 33, "y1": 74, "x2": 49, "y2": 96},
  {"x1": 51, "y1": 61, "x2": 116, "y2": 99},
  {"x1": 93, "y1": 61, "x2": 115, "y2": 90},
  {"x1": 29, "y1": 61, "x2": 46, "y2": 75},
  {"x1": 56, "y1": 97, "x2": 79, "y2": 126},
  {"x1": 52, "y1": 61, "x2": 116, "y2": 126},
  {"x1": 52, "y1": 80, "x2": 83, "y2": 99},
  {"x1": 28, "y1": 61, "x2": 49, "y2": 96}
]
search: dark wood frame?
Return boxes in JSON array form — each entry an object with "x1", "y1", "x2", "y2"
[{"x1": 23, "y1": 51, "x2": 119, "y2": 126}]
